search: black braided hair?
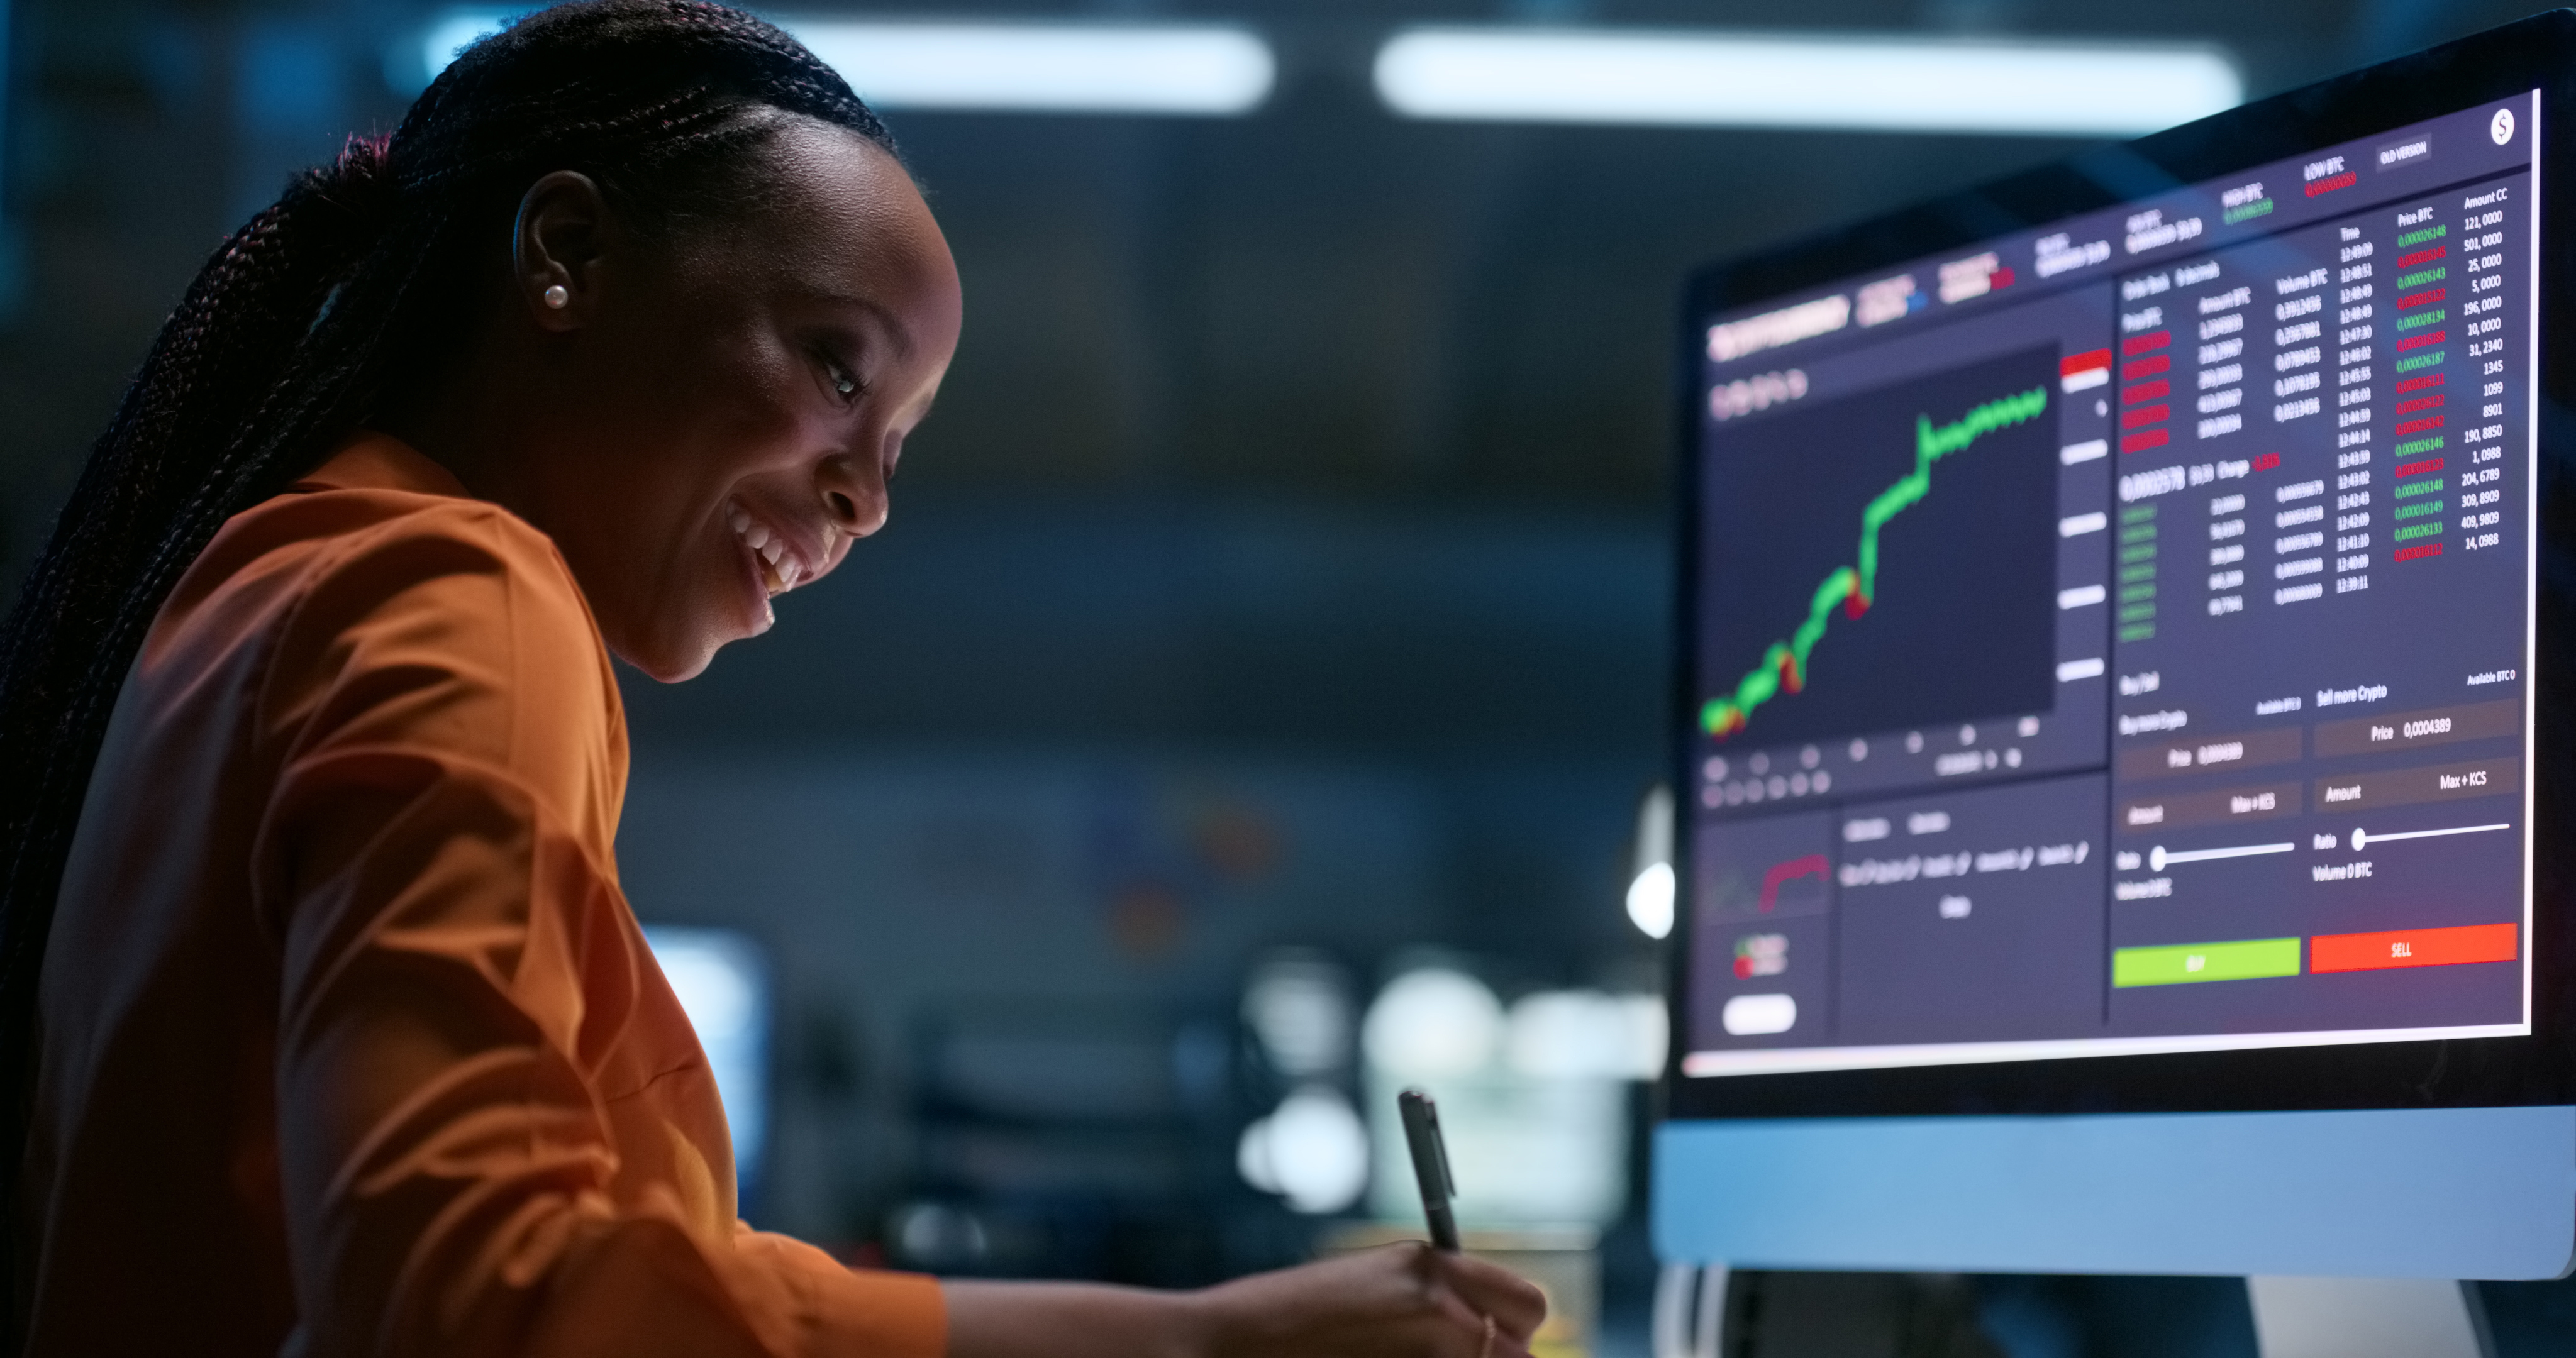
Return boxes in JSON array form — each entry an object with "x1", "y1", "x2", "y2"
[{"x1": 0, "y1": 0, "x2": 896, "y2": 1296}]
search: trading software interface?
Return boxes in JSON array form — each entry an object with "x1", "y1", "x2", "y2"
[{"x1": 1684, "y1": 96, "x2": 2541, "y2": 1077}]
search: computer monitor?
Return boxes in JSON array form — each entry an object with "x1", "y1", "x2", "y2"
[
  {"x1": 641, "y1": 925, "x2": 774, "y2": 1213},
  {"x1": 1657, "y1": 13, "x2": 2576, "y2": 1282}
]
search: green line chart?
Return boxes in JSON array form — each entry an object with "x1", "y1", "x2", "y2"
[{"x1": 1701, "y1": 384, "x2": 2051, "y2": 739}]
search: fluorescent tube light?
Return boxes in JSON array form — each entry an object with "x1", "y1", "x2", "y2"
[
  {"x1": 789, "y1": 21, "x2": 1273, "y2": 115},
  {"x1": 1373, "y1": 28, "x2": 2241, "y2": 136},
  {"x1": 418, "y1": 9, "x2": 516, "y2": 85},
  {"x1": 416, "y1": 12, "x2": 1273, "y2": 116}
]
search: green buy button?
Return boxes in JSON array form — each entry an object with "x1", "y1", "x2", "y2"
[{"x1": 2113, "y1": 937, "x2": 2302, "y2": 988}]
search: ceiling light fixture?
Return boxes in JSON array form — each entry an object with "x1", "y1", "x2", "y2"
[
  {"x1": 1373, "y1": 28, "x2": 2241, "y2": 136},
  {"x1": 419, "y1": 13, "x2": 1275, "y2": 116},
  {"x1": 790, "y1": 20, "x2": 1274, "y2": 116}
]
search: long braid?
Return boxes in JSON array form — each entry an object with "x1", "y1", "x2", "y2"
[{"x1": 0, "y1": 0, "x2": 895, "y2": 1314}]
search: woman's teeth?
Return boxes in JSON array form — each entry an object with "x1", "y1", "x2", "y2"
[{"x1": 729, "y1": 507, "x2": 802, "y2": 595}]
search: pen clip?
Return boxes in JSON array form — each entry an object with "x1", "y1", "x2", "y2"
[
  {"x1": 1399, "y1": 1087, "x2": 1455, "y2": 1200},
  {"x1": 1423, "y1": 1100, "x2": 1455, "y2": 1199}
]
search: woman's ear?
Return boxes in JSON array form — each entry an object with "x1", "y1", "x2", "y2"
[{"x1": 513, "y1": 170, "x2": 618, "y2": 331}]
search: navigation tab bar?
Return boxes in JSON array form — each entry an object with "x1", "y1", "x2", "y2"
[{"x1": 1702, "y1": 96, "x2": 2533, "y2": 371}]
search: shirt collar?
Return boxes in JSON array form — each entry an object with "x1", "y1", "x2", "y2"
[{"x1": 292, "y1": 432, "x2": 472, "y2": 500}]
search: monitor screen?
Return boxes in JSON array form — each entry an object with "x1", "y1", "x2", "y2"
[
  {"x1": 1680, "y1": 95, "x2": 2541, "y2": 1081},
  {"x1": 642, "y1": 925, "x2": 773, "y2": 1207}
]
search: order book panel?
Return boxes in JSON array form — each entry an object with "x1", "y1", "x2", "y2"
[{"x1": 2091, "y1": 169, "x2": 2533, "y2": 1042}]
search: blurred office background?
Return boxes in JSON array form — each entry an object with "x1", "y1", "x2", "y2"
[{"x1": 8, "y1": 1, "x2": 2576, "y2": 1354}]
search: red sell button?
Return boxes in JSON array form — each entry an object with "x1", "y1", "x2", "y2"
[{"x1": 2310, "y1": 922, "x2": 2519, "y2": 973}]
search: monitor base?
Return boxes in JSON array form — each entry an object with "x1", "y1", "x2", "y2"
[
  {"x1": 1652, "y1": 1266, "x2": 2497, "y2": 1357},
  {"x1": 1648, "y1": 1261, "x2": 1727, "y2": 1358},
  {"x1": 2248, "y1": 1276, "x2": 2492, "y2": 1358},
  {"x1": 1653, "y1": 1108, "x2": 2576, "y2": 1277}
]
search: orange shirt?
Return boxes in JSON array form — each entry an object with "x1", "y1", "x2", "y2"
[{"x1": 19, "y1": 435, "x2": 945, "y2": 1357}]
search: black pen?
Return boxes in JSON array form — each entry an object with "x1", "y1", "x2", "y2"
[{"x1": 1397, "y1": 1088, "x2": 1460, "y2": 1252}]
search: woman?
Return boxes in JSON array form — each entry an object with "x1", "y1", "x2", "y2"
[{"x1": 0, "y1": 4, "x2": 1546, "y2": 1354}]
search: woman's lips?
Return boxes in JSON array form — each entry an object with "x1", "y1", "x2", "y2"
[
  {"x1": 728, "y1": 504, "x2": 809, "y2": 595},
  {"x1": 728, "y1": 529, "x2": 774, "y2": 634}
]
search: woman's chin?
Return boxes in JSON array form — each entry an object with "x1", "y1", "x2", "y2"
[
  {"x1": 621, "y1": 648, "x2": 714, "y2": 685},
  {"x1": 606, "y1": 619, "x2": 729, "y2": 685}
]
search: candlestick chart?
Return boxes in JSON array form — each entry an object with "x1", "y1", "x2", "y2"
[{"x1": 1697, "y1": 346, "x2": 2062, "y2": 749}]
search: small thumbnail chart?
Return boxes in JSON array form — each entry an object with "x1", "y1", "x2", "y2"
[{"x1": 1689, "y1": 811, "x2": 1836, "y2": 1049}]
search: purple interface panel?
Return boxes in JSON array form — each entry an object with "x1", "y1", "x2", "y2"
[{"x1": 1684, "y1": 96, "x2": 2541, "y2": 1079}]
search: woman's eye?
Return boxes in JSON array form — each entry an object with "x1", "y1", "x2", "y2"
[{"x1": 819, "y1": 351, "x2": 862, "y2": 400}]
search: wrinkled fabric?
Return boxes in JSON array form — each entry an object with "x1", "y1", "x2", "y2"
[{"x1": 18, "y1": 434, "x2": 943, "y2": 1358}]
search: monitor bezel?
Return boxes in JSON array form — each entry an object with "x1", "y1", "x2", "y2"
[{"x1": 1665, "y1": 9, "x2": 2576, "y2": 1122}]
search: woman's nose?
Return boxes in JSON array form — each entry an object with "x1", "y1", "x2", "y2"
[{"x1": 815, "y1": 451, "x2": 889, "y2": 541}]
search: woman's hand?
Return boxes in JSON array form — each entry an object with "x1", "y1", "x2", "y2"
[
  {"x1": 941, "y1": 1242, "x2": 1548, "y2": 1358},
  {"x1": 1195, "y1": 1243, "x2": 1549, "y2": 1358}
]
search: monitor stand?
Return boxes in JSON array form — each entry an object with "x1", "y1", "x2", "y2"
[
  {"x1": 1649, "y1": 1261, "x2": 1728, "y2": 1358},
  {"x1": 1651, "y1": 1266, "x2": 2495, "y2": 1357},
  {"x1": 2247, "y1": 1276, "x2": 2492, "y2": 1358}
]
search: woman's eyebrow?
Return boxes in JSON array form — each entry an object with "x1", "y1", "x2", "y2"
[{"x1": 799, "y1": 287, "x2": 914, "y2": 360}]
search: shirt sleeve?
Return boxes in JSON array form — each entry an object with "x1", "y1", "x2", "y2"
[{"x1": 248, "y1": 504, "x2": 945, "y2": 1358}]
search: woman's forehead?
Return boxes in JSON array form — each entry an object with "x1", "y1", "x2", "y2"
[{"x1": 738, "y1": 123, "x2": 943, "y2": 277}]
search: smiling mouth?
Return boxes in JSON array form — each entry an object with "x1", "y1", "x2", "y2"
[{"x1": 728, "y1": 504, "x2": 806, "y2": 596}]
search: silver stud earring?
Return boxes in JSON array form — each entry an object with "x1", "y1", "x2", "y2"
[{"x1": 543, "y1": 284, "x2": 569, "y2": 309}]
